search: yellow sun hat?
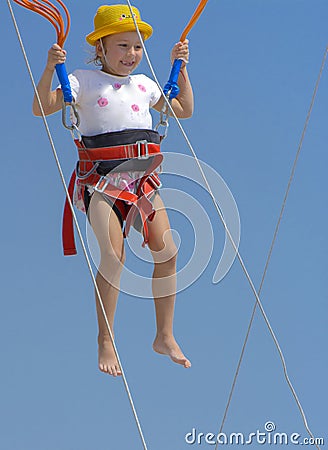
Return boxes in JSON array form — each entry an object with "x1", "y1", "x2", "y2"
[{"x1": 86, "y1": 4, "x2": 153, "y2": 45}]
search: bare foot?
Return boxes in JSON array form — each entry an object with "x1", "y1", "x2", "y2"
[
  {"x1": 153, "y1": 334, "x2": 191, "y2": 368},
  {"x1": 98, "y1": 338, "x2": 122, "y2": 376}
]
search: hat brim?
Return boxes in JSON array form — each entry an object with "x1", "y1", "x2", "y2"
[{"x1": 86, "y1": 20, "x2": 153, "y2": 45}]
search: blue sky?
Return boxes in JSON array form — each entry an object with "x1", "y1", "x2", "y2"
[{"x1": 1, "y1": 1, "x2": 327, "y2": 449}]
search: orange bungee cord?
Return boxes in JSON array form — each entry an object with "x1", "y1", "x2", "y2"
[
  {"x1": 13, "y1": 0, "x2": 73, "y2": 104},
  {"x1": 164, "y1": 0, "x2": 209, "y2": 99},
  {"x1": 12, "y1": 0, "x2": 70, "y2": 46},
  {"x1": 180, "y1": 0, "x2": 208, "y2": 42}
]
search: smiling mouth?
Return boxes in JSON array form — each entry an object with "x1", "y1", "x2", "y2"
[{"x1": 121, "y1": 61, "x2": 135, "y2": 67}]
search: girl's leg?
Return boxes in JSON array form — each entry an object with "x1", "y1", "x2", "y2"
[
  {"x1": 147, "y1": 194, "x2": 191, "y2": 368},
  {"x1": 88, "y1": 192, "x2": 125, "y2": 376}
]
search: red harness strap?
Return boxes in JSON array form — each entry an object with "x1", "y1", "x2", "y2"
[{"x1": 62, "y1": 140, "x2": 163, "y2": 256}]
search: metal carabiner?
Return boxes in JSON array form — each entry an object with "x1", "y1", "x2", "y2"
[
  {"x1": 61, "y1": 100, "x2": 80, "y2": 131},
  {"x1": 155, "y1": 94, "x2": 170, "y2": 140},
  {"x1": 155, "y1": 116, "x2": 169, "y2": 140}
]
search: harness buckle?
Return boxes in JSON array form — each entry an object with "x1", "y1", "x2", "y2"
[
  {"x1": 148, "y1": 173, "x2": 162, "y2": 189},
  {"x1": 94, "y1": 175, "x2": 110, "y2": 194},
  {"x1": 136, "y1": 140, "x2": 149, "y2": 159}
]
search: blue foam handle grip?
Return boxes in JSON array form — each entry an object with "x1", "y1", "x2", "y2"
[
  {"x1": 163, "y1": 59, "x2": 183, "y2": 99},
  {"x1": 55, "y1": 63, "x2": 73, "y2": 103}
]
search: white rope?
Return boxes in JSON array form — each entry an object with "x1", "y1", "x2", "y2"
[
  {"x1": 126, "y1": 1, "x2": 320, "y2": 448},
  {"x1": 7, "y1": 2, "x2": 149, "y2": 449},
  {"x1": 215, "y1": 45, "x2": 328, "y2": 450}
]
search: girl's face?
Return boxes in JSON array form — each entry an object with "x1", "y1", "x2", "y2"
[{"x1": 97, "y1": 31, "x2": 143, "y2": 76}]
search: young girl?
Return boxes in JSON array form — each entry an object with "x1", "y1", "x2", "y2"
[{"x1": 33, "y1": 4, "x2": 194, "y2": 376}]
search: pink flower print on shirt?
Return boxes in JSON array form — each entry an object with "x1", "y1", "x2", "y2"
[
  {"x1": 97, "y1": 97, "x2": 108, "y2": 107},
  {"x1": 114, "y1": 83, "x2": 122, "y2": 90},
  {"x1": 131, "y1": 104, "x2": 140, "y2": 112},
  {"x1": 138, "y1": 84, "x2": 146, "y2": 92}
]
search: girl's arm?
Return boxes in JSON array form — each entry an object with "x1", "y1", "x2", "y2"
[
  {"x1": 153, "y1": 40, "x2": 194, "y2": 119},
  {"x1": 32, "y1": 44, "x2": 66, "y2": 116}
]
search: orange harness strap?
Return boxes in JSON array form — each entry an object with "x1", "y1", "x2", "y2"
[{"x1": 62, "y1": 141, "x2": 163, "y2": 256}]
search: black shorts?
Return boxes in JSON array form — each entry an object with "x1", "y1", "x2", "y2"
[{"x1": 84, "y1": 187, "x2": 158, "y2": 233}]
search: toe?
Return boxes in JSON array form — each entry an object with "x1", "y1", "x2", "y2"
[{"x1": 184, "y1": 359, "x2": 191, "y2": 368}]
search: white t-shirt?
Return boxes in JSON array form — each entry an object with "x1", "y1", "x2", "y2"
[{"x1": 67, "y1": 69, "x2": 162, "y2": 136}]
